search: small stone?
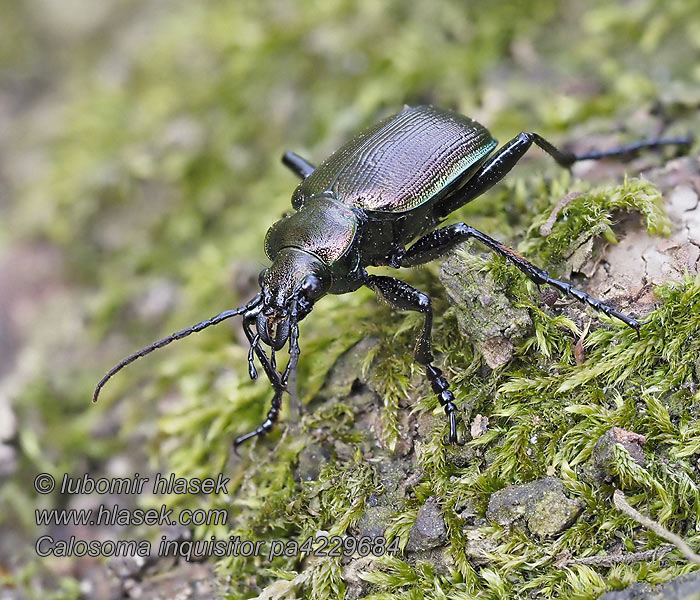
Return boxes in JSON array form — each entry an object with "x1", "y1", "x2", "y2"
[
  {"x1": 470, "y1": 414, "x2": 489, "y2": 439},
  {"x1": 406, "y1": 547, "x2": 453, "y2": 575},
  {"x1": 478, "y1": 336, "x2": 514, "y2": 370},
  {"x1": 295, "y1": 443, "x2": 329, "y2": 482},
  {"x1": 376, "y1": 460, "x2": 409, "y2": 497},
  {"x1": 406, "y1": 496, "x2": 447, "y2": 552},
  {"x1": 598, "y1": 569, "x2": 700, "y2": 600},
  {"x1": 463, "y1": 526, "x2": 499, "y2": 566},
  {"x1": 354, "y1": 505, "x2": 393, "y2": 539},
  {"x1": 487, "y1": 477, "x2": 583, "y2": 538},
  {"x1": 587, "y1": 427, "x2": 646, "y2": 483}
]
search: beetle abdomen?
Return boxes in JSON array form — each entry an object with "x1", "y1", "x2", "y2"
[{"x1": 292, "y1": 105, "x2": 497, "y2": 214}]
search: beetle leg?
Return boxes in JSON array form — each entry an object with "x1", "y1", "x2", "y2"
[
  {"x1": 404, "y1": 222, "x2": 644, "y2": 333},
  {"x1": 247, "y1": 334, "x2": 260, "y2": 380},
  {"x1": 282, "y1": 151, "x2": 316, "y2": 179},
  {"x1": 243, "y1": 310, "x2": 277, "y2": 383},
  {"x1": 243, "y1": 308, "x2": 267, "y2": 381},
  {"x1": 366, "y1": 275, "x2": 434, "y2": 362},
  {"x1": 283, "y1": 323, "x2": 302, "y2": 419},
  {"x1": 236, "y1": 309, "x2": 303, "y2": 450},
  {"x1": 436, "y1": 132, "x2": 693, "y2": 217},
  {"x1": 243, "y1": 315, "x2": 282, "y2": 387},
  {"x1": 233, "y1": 329, "x2": 301, "y2": 451},
  {"x1": 235, "y1": 314, "x2": 288, "y2": 450},
  {"x1": 365, "y1": 275, "x2": 459, "y2": 443},
  {"x1": 233, "y1": 387, "x2": 284, "y2": 450},
  {"x1": 401, "y1": 223, "x2": 475, "y2": 267},
  {"x1": 283, "y1": 323, "x2": 300, "y2": 388}
]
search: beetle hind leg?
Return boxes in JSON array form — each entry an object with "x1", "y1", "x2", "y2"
[
  {"x1": 462, "y1": 226, "x2": 646, "y2": 333},
  {"x1": 402, "y1": 222, "x2": 645, "y2": 333},
  {"x1": 436, "y1": 131, "x2": 692, "y2": 217},
  {"x1": 365, "y1": 274, "x2": 459, "y2": 444}
]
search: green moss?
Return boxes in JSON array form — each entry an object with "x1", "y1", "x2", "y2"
[
  {"x1": 3, "y1": 0, "x2": 700, "y2": 598},
  {"x1": 519, "y1": 176, "x2": 671, "y2": 271}
]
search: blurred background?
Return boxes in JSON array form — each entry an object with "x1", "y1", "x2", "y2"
[{"x1": 1, "y1": 0, "x2": 699, "y2": 598}]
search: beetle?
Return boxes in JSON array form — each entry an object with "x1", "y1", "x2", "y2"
[{"x1": 93, "y1": 105, "x2": 692, "y2": 447}]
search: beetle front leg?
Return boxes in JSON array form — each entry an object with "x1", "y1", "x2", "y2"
[
  {"x1": 234, "y1": 314, "x2": 288, "y2": 449},
  {"x1": 233, "y1": 387, "x2": 284, "y2": 449},
  {"x1": 365, "y1": 275, "x2": 459, "y2": 443},
  {"x1": 403, "y1": 222, "x2": 644, "y2": 332}
]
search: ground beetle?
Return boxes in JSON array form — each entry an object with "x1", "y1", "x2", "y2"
[{"x1": 94, "y1": 105, "x2": 692, "y2": 447}]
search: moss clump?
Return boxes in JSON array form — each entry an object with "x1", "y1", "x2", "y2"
[
  {"x1": 2, "y1": 0, "x2": 700, "y2": 598},
  {"x1": 441, "y1": 247, "x2": 533, "y2": 368},
  {"x1": 519, "y1": 176, "x2": 671, "y2": 273}
]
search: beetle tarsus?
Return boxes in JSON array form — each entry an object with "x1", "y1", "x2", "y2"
[
  {"x1": 572, "y1": 136, "x2": 693, "y2": 162},
  {"x1": 233, "y1": 389, "x2": 283, "y2": 450},
  {"x1": 426, "y1": 364, "x2": 459, "y2": 444},
  {"x1": 544, "y1": 277, "x2": 645, "y2": 333}
]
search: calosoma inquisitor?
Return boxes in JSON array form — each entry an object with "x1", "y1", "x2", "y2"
[{"x1": 93, "y1": 105, "x2": 692, "y2": 447}]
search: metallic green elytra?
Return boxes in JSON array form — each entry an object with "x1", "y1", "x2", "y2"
[
  {"x1": 291, "y1": 105, "x2": 498, "y2": 213},
  {"x1": 93, "y1": 104, "x2": 692, "y2": 448}
]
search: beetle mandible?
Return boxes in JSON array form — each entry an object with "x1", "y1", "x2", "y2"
[{"x1": 93, "y1": 105, "x2": 692, "y2": 447}]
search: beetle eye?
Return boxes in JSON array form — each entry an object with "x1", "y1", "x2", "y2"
[
  {"x1": 258, "y1": 268, "x2": 269, "y2": 287},
  {"x1": 300, "y1": 274, "x2": 323, "y2": 299}
]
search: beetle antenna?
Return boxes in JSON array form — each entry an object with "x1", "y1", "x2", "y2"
[{"x1": 93, "y1": 294, "x2": 262, "y2": 404}]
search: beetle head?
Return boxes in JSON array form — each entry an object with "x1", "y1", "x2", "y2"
[
  {"x1": 256, "y1": 247, "x2": 330, "y2": 350},
  {"x1": 92, "y1": 249, "x2": 330, "y2": 412}
]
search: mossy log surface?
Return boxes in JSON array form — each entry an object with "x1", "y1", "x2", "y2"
[{"x1": 1, "y1": 1, "x2": 699, "y2": 599}]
